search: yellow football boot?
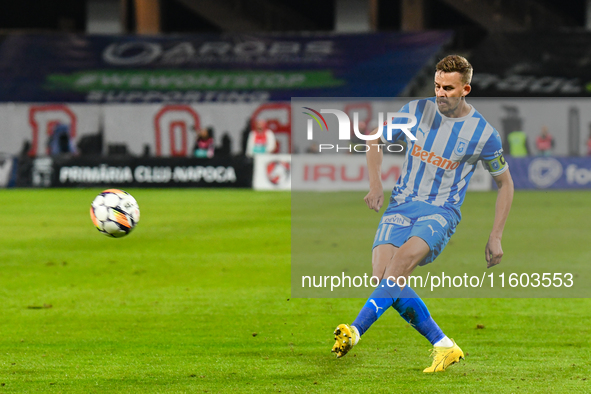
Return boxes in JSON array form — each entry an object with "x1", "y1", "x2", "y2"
[
  {"x1": 423, "y1": 339, "x2": 464, "y2": 372},
  {"x1": 331, "y1": 324, "x2": 359, "y2": 358}
]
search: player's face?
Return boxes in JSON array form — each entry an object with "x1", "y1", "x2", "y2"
[{"x1": 434, "y1": 71, "x2": 470, "y2": 116}]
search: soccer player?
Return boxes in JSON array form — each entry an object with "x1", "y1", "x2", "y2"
[{"x1": 331, "y1": 55, "x2": 514, "y2": 372}]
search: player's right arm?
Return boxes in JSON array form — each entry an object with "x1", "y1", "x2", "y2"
[
  {"x1": 364, "y1": 102, "x2": 413, "y2": 212},
  {"x1": 364, "y1": 127, "x2": 384, "y2": 212}
]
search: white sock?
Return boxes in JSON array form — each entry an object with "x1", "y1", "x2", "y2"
[
  {"x1": 351, "y1": 325, "x2": 360, "y2": 345},
  {"x1": 433, "y1": 336, "x2": 453, "y2": 348}
]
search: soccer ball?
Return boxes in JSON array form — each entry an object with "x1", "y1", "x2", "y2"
[{"x1": 90, "y1": 189, "x2": 140, "y2": 238}]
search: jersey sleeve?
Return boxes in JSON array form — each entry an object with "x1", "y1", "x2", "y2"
[
  {"x1": 480, "y1": 128, "x2": 508, "y2": 176},
  {"x1": 380, "y1": 102, "x2": 412, "y2": 144}
]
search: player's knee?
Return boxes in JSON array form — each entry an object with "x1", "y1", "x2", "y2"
[
  {"x1": 392, "y1": 255, "x2": 413, "y2": 271},
  {"x1": 373, "y1": 244, "x2": 397, "y2": 262},
  {"x1": 393, "y1": 247, "x2": 424, "y2": 268}
]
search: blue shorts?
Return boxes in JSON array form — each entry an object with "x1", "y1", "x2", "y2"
[{"x1": 372, "y1": 200, "x2": 457, "y2": 266}]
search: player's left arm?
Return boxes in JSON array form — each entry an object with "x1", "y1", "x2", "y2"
[{"x1": 485, "y1": 168, "x2": 514, "y2": 268}]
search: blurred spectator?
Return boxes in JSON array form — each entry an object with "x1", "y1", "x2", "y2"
[
  {"x1": 240, "y1": 118, "x2": 251, "y2": 155},
  {"x1": 77, "y1": 132, "x2": 103, "y2": 156},
  {"x1": 246, "y1": 119, "x2": 276, "y2": 157},
  {"x1": 107, "y1": 144, "x2": 129, "y2": 156},
  {"x1": 48, "y1": 123, "x2": 77, "y2": 156},
  {"x1": 17, "y1": 141, "x2": 33, "y2": 187},
  {"x1": 501, "y1": 106, "x2": 522, "y2": 153},
  {"x1": 193, "y1": 127, "x2": 215, "y2": 158},
  {"x1": 21, "y1": 140, "x2": 32, "y2": 158},
  {"x1": 535, "y1": 126, "x2": 554, "y2": 156},
  {"x1": 206, "y1": 126, "x2": 215, "y2": 141},
  {"x1": 217, "y1": 133, "x2": 232, "y2": 157},
  {"x1": 507, "y1": 129, "x2": 529, "y2": 157}
]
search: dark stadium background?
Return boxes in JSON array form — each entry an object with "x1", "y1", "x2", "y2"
[{"x1": 0, "y1": 0, "x2": 590, "y2": 188}]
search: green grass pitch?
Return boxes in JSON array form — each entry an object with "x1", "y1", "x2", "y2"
[{"x1": 0, "y1": 189, "x2": 589, "y2": 393}]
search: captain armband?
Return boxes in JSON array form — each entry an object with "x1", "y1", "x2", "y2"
[{"x1": 483, "y1": 154, "x2": 508, "y2": 176}]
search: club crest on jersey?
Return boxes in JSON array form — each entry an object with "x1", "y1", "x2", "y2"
[{"x1": 453, "y1": 138, "x2": 469, "y2": 156}]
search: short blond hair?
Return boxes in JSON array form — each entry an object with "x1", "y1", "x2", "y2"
[{"x1": 436, "y1": 55, "x2": 473, "y2": 84}]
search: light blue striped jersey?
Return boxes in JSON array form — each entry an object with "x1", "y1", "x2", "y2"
[{"x1": 382, "y1": 97, "x2": 507, "y2": 223}]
